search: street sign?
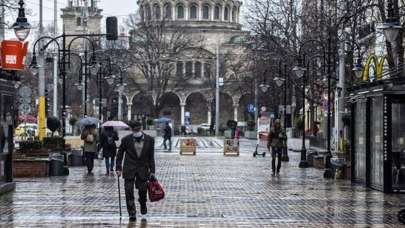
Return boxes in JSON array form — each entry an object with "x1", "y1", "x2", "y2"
[{"x1": 247, "y1": 104, "x2": 255, "y2": 113}]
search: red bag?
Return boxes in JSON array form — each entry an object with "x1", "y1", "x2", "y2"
[{"x1": 147, "y1": 180, "x2": 165, "y2": 202}]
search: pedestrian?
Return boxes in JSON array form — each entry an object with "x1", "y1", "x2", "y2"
[
  {"x1": 163, "y1": 122, "x2": 172, "y2": 151},
  {"x1": 81, "y1": 124, "x2": 99, "y2": 175},
  {"x1": 100, "y1": 126, "x2": 119, "y2": 175},
  {"x1": 116, "y1": 120, "x2": 156, "y2": 222},
  {"x1": 234, "y1": 127, "x2": 241, "y2": 146},
  {"x1": 267, "y1": 119, "x2": 287, "y2": 176}
]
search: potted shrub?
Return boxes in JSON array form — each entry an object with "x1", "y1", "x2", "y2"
[
  {"x1": 69, "y1": 116, "x2": 78, "y2": 135},
  {"x1": 17, "y1": 140, "x2": 46, "y2": 156}
]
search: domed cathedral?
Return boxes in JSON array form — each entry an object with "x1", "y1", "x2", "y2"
[{"x1": 124, "y1": 0, "x2": 252, "y2": 129}]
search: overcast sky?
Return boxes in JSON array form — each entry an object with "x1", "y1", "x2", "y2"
[{"x1": 6, "y1": 0, "x2": 246, "y2": 40}]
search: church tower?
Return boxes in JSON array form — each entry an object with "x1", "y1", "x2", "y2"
[{"x1": 61, "y1": 0, "x2": 103, "y2": 50}]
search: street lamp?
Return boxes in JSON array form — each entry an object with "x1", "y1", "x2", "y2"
[
  {"x1": 378, "y1": 0, "x2": 402, "y2": 44},
  {"x1": 352, "y1": 58, "x2": 363, "y2": 80},
  {"x1": 259, "y1": 83, "x2": 270, "y2": 93},
  {"x1": 293, "y1": 57, "x2": 309, "y2": 168},
  {"x1": 12, "y1": 0, "x2": 31, "y2": 41}
]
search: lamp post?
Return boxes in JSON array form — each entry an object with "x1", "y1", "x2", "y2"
[
  {"x1": 11, "y1": 0, "x2": 31, "y2": 41},
  {"x1": 30, "y1": 33, "x2": 98, "y2": 136},
  {"x1": 293, "y1": 56, "x2": 309, "y2": 168},
  {"x1": 95, "y1": 58, "x2": 124, "y2": 122},
  {"x1": 274, "y1": 62, "x2": 289, "y2": 162}
]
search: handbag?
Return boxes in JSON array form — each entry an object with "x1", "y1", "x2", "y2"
[{"x1": 147, "y1": 179, "x2": 165, "y2": 202}]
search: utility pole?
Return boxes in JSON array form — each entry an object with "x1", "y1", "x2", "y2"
[
  {"x1": 52, "y1": 0, "x2": 58, "y2": 117},
  {"x1": 215, "y1": 43, "x2": 220, "y2": 136},
  {"x1": 335, "y1": 43, "x2": 345, "y2": 153},
  {"x1": 38, "y1": 0, "x2": 46, "y2": 141}
]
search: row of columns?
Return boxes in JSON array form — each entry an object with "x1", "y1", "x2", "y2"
[
  {"x1": 125, "y1": 102, "x2": 240, "y2": 125},
  {"x1": 177, "y1": 61, "x2": 207, "y2": 78},
  {"x1": 142, "y1": 2, "x2": 241, "y2": 23}
]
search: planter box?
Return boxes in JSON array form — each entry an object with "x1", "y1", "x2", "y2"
[
  {"x1": 180, "y1": 139, "x2": 197, "y2": 155},
  {"x1": 245, "y1": 131, "x2": 257, "y2": 139},
  {"x1": 13, "y1": 158, "x2": 50, "y2": 178},
  {"x1": 224, "y1": 139, "x2": 239, "y2": 156}
]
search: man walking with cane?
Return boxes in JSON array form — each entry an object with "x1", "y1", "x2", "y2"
[{"x1": 116, "y1": 121, "x2": 156, "y2": 221}]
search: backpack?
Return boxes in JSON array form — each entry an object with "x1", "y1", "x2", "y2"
[{"x1": 106, "y1": 134, "x2": 115, "y2": 147}]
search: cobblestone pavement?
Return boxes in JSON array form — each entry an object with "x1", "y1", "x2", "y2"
[{"x1": 1, "y1": 138, "x2": 405, "y2": 227}]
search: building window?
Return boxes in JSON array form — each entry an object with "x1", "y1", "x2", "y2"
[
  {"x1": 153, "y1": 4, "x2": 161, "y2": 20},
  {"x1": 204, "y1": 63, "x2": 211, "y2": 78},
  {"x1": 177, "y1": 4, "x2": 185, "y2": 19},
  {"x1": 164, "y1": 3, "x2": 172, "y2": 19},
  {"x1": 140, "y1": 6, "x2": 145, "y2": 22},
  {"x1": 176, "y1": 62, "x2": 184, "y2": 78},
  {"x1": 214, "y1": 5, "x2": 221, "y2": 20},
  {"x1": 145, "y1": 4, "x2": 151, "y2": 21},
  {"x1": 195, "y1": 62, "x2": 202, "y2": 78},
  {"x1": 190, "y1": 4, "x2": 198, "y2": 19},
  {"x1": 186, "y1": 61, "x2": 193, "y2": 78},
  {"x1": 232, "y1": 6, "x2": 237, "y2": 22},
  {"x1": 224, "y1": 6, "x2": 229, "y2": 21},
  {"x1": 203, "y1": 4, "x2": 210, "y2": 19},
  {"x1": 76, "y1": 17, "x2": 82, "y2": 26}
]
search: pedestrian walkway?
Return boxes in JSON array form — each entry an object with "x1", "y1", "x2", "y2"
[
  {"x1": 155, "y1": 137, "x2": 224, "y2": 153},
  {"x1": 0, "y1": 139, "x2": 404, "y2": 227}
]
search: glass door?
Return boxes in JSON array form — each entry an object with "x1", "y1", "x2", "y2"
[
  {"x1": 354, "y1": 101, "x2": 367, "y2": 183},
  {"x1": 391, "y1": 97, "x2": 405, "y2": 191}
]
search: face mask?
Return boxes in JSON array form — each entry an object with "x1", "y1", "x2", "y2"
[{"x1": 133, "y1": 131, "x2": 143, "y2": 138}]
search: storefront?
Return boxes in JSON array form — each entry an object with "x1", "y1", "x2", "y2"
[
  {"x1": 0, "y1": 72, "x2": 18, "y2": 194},
  {"x1": 350, "y1": 78, "x2": 405, "y2": 193}
]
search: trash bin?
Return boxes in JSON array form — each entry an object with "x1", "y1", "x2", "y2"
[
  {"x1": 307, "y1": 150, "x2": 318, "y2": 167},
  {"x1": 69, "y1": 149, "x2": 84, "y2": 166},
  {"x1": 49, "y1": 153, "x2": 69, "y2": 176}
]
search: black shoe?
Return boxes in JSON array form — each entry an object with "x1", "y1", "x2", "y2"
[
  {"x1": 140, "y1": 203, "x2": 147, "y2": 215},
  {"x1": 129, "y1": 216, "x2": 137, "y2": 222}
]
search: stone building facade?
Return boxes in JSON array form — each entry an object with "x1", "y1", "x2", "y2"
[{"x1": 123, "y1": 0, "x2": 253, "y2": 129}]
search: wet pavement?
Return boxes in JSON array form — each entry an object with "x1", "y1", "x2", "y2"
[{"x1": 1, "y1": 138, "x2": 405, "y2": 227}]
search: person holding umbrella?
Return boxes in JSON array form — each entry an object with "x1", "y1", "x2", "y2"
[
  {"x1": 100, "y1": 126, "x2": 119, "y2": 175},
  {"x1": 116, "y1": 120, "x2": 156, "y2": 221},
  {"x1": 81, "y1": 124, "x2": 99, "y2": 175}
]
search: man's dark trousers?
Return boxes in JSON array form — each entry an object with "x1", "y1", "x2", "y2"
[
  {"x1": 272, "y1": 147, "x2": 282, "y2": 173},
  {"x1": 124, "y1": 174, "x2": 147, "y2": 216}
]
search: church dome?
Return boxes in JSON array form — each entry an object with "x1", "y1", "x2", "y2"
[{"x1": 137, "y1": 0, "x2": 242, "y2": 30}]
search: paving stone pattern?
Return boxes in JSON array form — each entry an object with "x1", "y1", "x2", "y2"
[{"x1": 0, "y1": 138, "x2": 404, "y2": 227}]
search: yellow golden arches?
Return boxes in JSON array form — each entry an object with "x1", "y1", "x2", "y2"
[{"x1": 362, "y1": 54, "x2": 387, "y2": 81}]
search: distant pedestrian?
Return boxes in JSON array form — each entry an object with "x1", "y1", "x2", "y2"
[
  {"x1": 163, "y1": 122, "x2": 172, "y2": 151},
  {"x1": 234, "y1": 127, "x2": 241, "y2": 145},
  {"x1": 81, "y1": 124, "x2": 99, "y2": 175},
  {"x1": 267, "y1": 119, "x2": 287, "y2": 176},
  {"x1": 116, "y1": 120, "x2": 156, "y2": 221},
  {"x1": 100, "y1": 126, "x2": 119, "y2": 175}
]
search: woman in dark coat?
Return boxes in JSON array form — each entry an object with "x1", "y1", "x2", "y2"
[{"x1": 100, "y1": 126, "x2": 119, "y2": 174}]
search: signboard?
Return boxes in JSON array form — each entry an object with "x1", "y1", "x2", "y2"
[
  {"x1": 1, "y1": 40, "x2": 29, "y2": 70},
  {"x1": 247, "y1": 104, "x2": 255, "y2": 113}
]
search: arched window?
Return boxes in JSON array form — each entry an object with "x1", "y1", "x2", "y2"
[
  {"x1": 177, "y1": 4, "x2": 185, "y2": 19},
  {"x1": 140, "y1": 6, "x2": 145, "y2": 22},
  {"x1": 186, "y1": 62, "x2": 193, "y2": 78},
  {"x1": 145, "y1": 4, "x2": 151, "y2": 21},
  {"x1": 164, "y1": 3, "x2": 172, "y2": 19},
  {"x1": 214, "y1": 5, "x2": 221, "y2": 20},
  {"x1": 176, "y1": 62, "x2": 184, "y2": 78},
  {"x1": 195, "y1": 62, "x2": 202, "y2": 78},
  {"x1": 203, "y1": 4, "x2": 210, "y2": 19},
  {"x1": 153, "y1": 4, "x2": 161, "y2": 20},
  {"x1": 190, "y1": 4, "x2": 198, "y2": 19},
  {"x1": 224, "y1": 6, "x2": 229, "y2": 21},
  {"x1": 232, "y1": 6, "x2": 237, "y2": 22}
]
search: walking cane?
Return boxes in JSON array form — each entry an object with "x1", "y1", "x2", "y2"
[{"x1": 117, "y1": 176, "x2": 122, "y2": 218}]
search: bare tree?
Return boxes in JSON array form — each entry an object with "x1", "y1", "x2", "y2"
[{"x1": 126, "y1": 14, "x2": 203, "y2": 116}]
